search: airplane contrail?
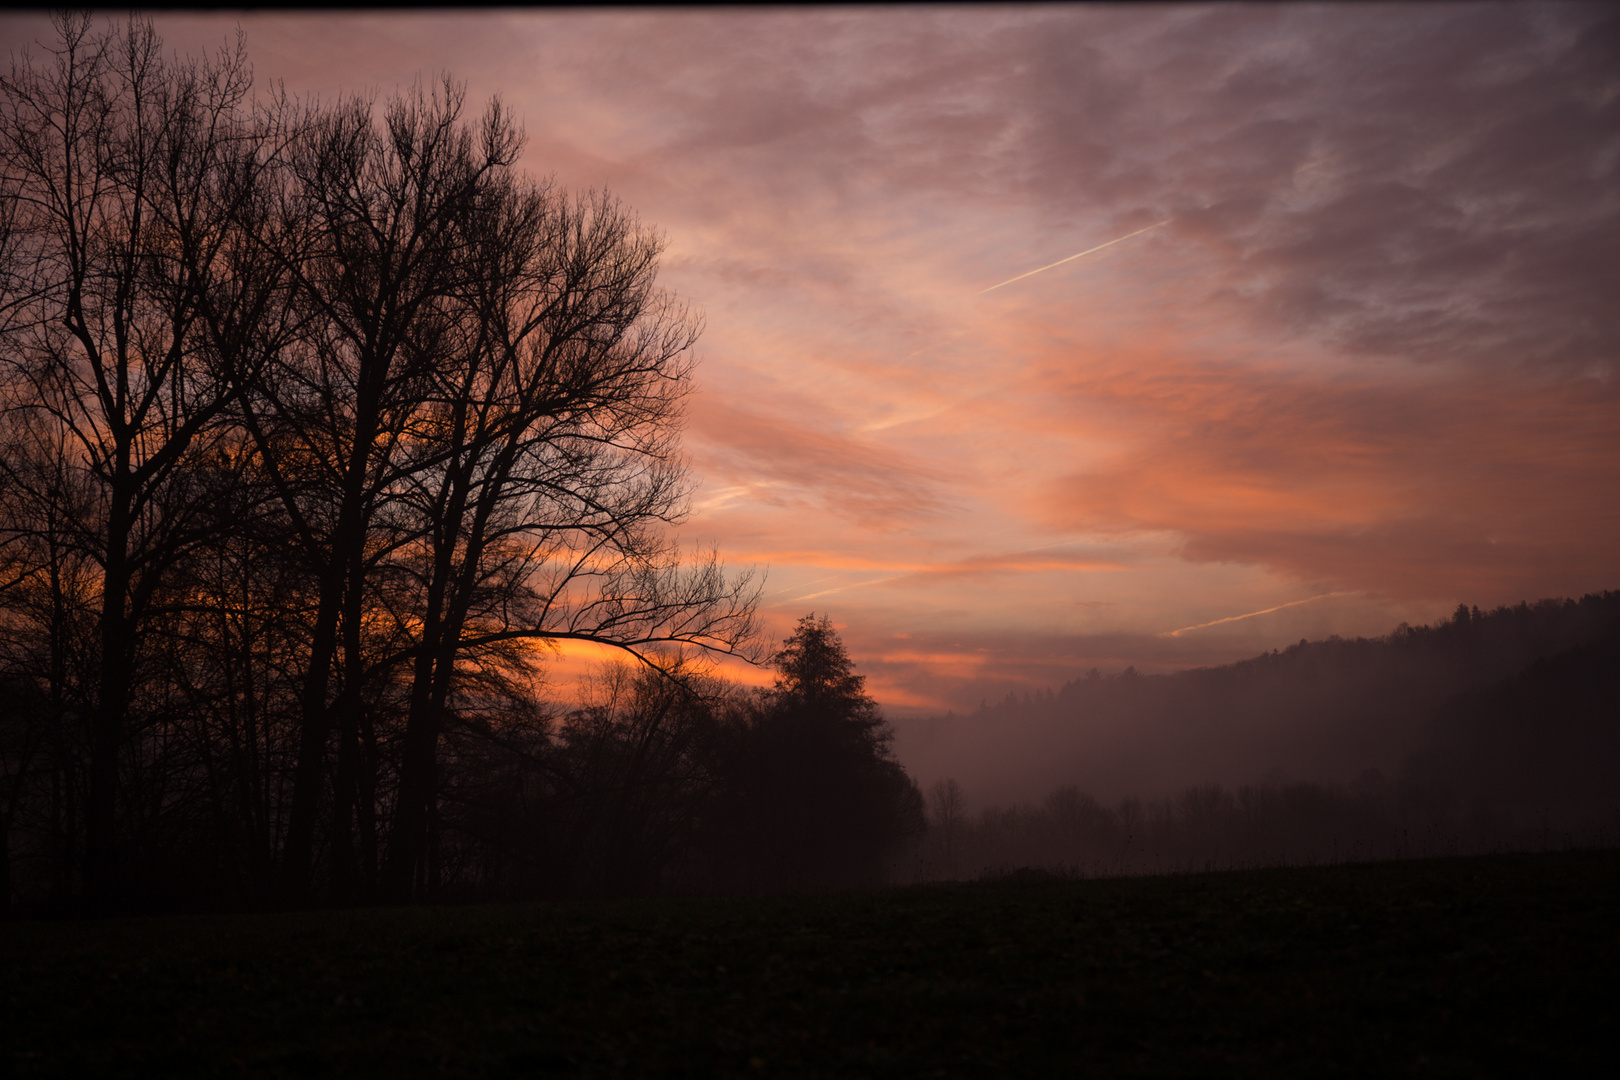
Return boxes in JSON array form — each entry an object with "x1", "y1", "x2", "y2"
[
  {"x1": 979, "y1": 219, "x2": 1172, "y2": 294},
  {"x1": 790, "y1": 574, "x2": 906, "y2": 602},
  {"x1": 764, "y1": 573, "x2": 845, "y2": 600},
  {"x1": 1161, "y1": 591, "x2": 1356, "y2": 638}
]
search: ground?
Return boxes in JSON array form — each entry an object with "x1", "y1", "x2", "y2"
[{"x1": 3, "y1": 849, "x2": 1616, "y2": 1077}]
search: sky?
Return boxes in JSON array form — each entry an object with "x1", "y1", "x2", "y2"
[{"x1": 3, "y1": 4, "x2": 1616, "y2": 718}]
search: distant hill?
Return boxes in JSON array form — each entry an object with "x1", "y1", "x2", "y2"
[
  {"x1": 893, "y1": 592, "x2": 1620, "y2": 807},
  {"x1": 1407, "y1": 627, "x2": 1620, "y2": 833}
]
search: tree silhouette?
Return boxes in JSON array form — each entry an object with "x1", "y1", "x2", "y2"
[
  {"x1": 0, "y1": 15, "x2": 760, "y2": 909},
  {"x1": 714, "y1": 615, "x2": 922, "y2": 891},
  {"x1": 926, "y1": 777, "x2": 966, "y2": 878},
  {"x1": 0, "y1": 15, "x2": 272, "y2": 904}
]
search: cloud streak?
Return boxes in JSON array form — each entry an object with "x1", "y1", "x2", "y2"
[
  {"x1": 978, "y1": 219, "x2": 1172, "y2": 294},
  {"x1": 1161, "y1": 592, "x2": 1357, "y2": 638}
]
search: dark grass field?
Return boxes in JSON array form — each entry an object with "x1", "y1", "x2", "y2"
[{"x1": 3, "y1": 849, "x2": 1617, "y2": 1078}]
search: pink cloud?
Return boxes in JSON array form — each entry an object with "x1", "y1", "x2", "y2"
[{"x1": 23, "y1": 6, "x2": 1610, "y2": 717}]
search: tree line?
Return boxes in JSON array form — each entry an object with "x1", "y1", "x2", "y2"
[
  {"x1": 0, "y1": 16, "x2": 922, "y2": 913},
  {"x1": 913, "y1": 598, "x2": 1620, "y2": 881},
  {"x1": 904, "y1": 592, "x2": 1620, "y2": 808},
  {"x1": 395, "y1": 615, "x2": 922, "y2": 904}
]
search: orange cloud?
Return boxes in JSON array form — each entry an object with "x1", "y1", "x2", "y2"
[{"x1": 1037, "y1": 349, "x2": 1620, "y2": 603}]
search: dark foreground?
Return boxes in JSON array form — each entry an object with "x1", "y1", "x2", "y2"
[{"x1": 4, "y1": 850, "x2": 1617, "y2": 1078}]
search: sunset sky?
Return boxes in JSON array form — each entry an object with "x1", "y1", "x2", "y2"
[{"x1": 4, "y1": 4, "x2": 1615, "y2": 715}]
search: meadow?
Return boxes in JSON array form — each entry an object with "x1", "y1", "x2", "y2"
[{"x1": 4, "y1": 848, "x2": 1616, "y2": 1078}]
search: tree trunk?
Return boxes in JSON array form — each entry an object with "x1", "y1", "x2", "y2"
[
  {"x1": 280, "y1": 565, "x2": 344, "y2": 902},
  {"x1": 84, "y1": 483, "x2": 133, "y2": 909}
]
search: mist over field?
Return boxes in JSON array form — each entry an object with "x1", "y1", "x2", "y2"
[
  {"x1": 891, "y1": 594, "x2": 1620, "y2": 881},
  {"x1": 896, "y1": 595, "x2": 1620, "y2": 809}
]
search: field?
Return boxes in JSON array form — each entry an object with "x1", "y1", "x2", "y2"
[{"x1": 4, "y1": 849, "x2": 1617, "y2": 1078}]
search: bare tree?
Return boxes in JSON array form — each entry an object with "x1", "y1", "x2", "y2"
[
  {"x1": 0, "y1": 409, "x2": 100, "y2": 900},
  {"x1": 224, "y1": 77, "x2": 758, "y2": 902},
  {"x1": 0, "y1": 16, "x2": 759, "y2": 908},
  {"x1": 0, "y1": 14, "x2": 269, "y2": 904},
  {"x1": 543, "y1": 657, "x2": 734, "y2": 896},
  {"x1": 927, "y1": 777, "x2": 966, "y2": 879},
  {"x1": 218, "y1": 77, "x2": 522, "y2": 901},
  {"x1": 372, "y1": 165, "x2": 759, "y2": 898}
]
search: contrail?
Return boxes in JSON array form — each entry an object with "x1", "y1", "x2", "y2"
[
  {"x1": 790, "y1": 574, "x2": 906, "y2": 602},
  {"x1": 979, "y1": 219, "x2": 1172, "y2": 295},
  {"x1": 1161, "y1": 591, "x2": 1356, "y2": 638},
  {"x1": 763, "y1": 573, "x2": 844, "y2": 600}
]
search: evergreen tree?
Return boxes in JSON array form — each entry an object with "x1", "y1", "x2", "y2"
[{"x1": 714, "y1": 615, "x2": 923, "y2": 891}]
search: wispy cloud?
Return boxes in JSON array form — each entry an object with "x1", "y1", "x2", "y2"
[{"x1": 789, "y1": 574, "x2": 908, "y2": 602}]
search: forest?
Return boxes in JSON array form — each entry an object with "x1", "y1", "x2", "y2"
[{"x1": 908, "y1": 594, "x2": 1620, "y2": 881}]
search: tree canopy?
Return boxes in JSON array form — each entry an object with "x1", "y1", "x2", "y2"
[{"x1": 0, "y1": 14, "x2": 759, "y2": 909}]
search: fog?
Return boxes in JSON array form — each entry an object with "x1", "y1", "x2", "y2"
[{"x1": 892, "y1": 594, "x2": 1620, "y2": 811}]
